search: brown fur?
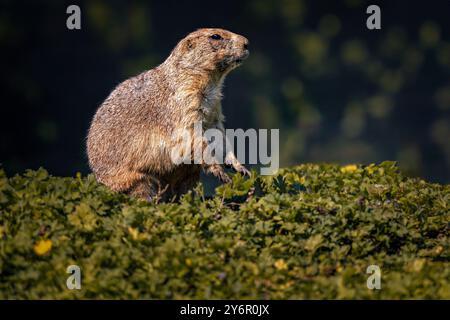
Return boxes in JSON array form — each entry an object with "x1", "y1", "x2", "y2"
[{"x1": 87, "y1": 28, "x2": 250, "y2": 201}]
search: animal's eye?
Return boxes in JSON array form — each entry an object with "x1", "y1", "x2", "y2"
[{"x1": 210, "y1": 34, "x2": 222, "y2": 40}]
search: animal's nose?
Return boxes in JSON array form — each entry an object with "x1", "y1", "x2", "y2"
[
  {"x1": 242, "y1": 38, "x2": 249, "y2": 50},
  {"x1": 233, "y1": 34, "x2": 249, "y2": 51}
]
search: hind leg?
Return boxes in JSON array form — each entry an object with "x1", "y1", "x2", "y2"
[
  {"x1": 168, "y1": 165, "x2": 202, "y2": 200},
  {"x1": 127, "y1": 175, "x2": 164, "y2": 201},
  {"x1": 96, "y1": 170, "x2": 155, "y2": 201},
  {"x1": 127, "y1": 178, "x2": 152, "y2": 200}
]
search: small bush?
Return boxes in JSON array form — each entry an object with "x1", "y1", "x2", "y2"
[{"x1": 0, "y1": 162, "x2": 448, "y2": 299}]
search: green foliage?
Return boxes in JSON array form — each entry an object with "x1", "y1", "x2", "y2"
[{"x1": 0, "y1": 163, "x2": 449, "y2": 299}]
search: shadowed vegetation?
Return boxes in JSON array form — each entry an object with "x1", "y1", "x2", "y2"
[{"x1": 0, "y1": 162, "x2": 448, "y2": 299}]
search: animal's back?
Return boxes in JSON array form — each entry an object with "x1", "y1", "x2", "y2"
[{"x1": 87, "y1": 69, "x2": 173, "y2": 192}]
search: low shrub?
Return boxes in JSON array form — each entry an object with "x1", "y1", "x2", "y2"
[{"x1": 0, "y1": 162, "x2": 448, "y2": 299}]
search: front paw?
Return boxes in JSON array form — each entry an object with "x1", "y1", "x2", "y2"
[
  {"x1": 234, "y1": 164, "x2": 252, "y2": 178},
  {"x1": 217, "y1": 170, "x2": 232, "y2": 184},
  {"x1": 206, "y1": 165, "x2": 232, "y2": 184}
]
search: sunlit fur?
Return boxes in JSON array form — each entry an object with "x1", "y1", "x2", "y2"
[{"x1": 87, "y1": 28, "x2": 250, "y2": 201}]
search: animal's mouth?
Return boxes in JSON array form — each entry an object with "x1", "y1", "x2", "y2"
[
  {"x1": 219, "y1": 50, "x2": 250, "y2": 71},
  {"x1": 235, "y1": 50, "x2": 250, "y2": 64}
]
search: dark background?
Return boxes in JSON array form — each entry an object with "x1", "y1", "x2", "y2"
[{"x1": 1, "y1": 0, "x2": 450, "y2": 183}]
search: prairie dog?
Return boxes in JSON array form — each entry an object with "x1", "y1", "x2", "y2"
[{"x1": 87, "y1": 28, "x2": 250, "y2": 201}]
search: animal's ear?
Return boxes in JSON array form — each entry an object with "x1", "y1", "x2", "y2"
[{"x1": 186, "y1": 39, "x2": 194, "y2": 50}]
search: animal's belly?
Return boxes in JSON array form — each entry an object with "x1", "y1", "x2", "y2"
[{"x1": 161, "y1": 164, "x2": 201, "y2": 185}]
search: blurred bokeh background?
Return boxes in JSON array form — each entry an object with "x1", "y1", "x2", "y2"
[{"x1": 1, "y1": 0, "x2": 450, "y2": 183}]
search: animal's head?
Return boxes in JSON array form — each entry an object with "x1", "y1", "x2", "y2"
[{"x1": 169, "y1": 28, "x2": 249, "y2": 75}]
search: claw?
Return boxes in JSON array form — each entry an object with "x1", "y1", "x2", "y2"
[
  {"x1": 207, "y1": 164, "x2": 232, "y2": 184},
  {"x1": 235, "y1": 165, "x2": 251, "y2": 178},
  {"x1": 218, "y1": 171, "x2": 232, "y2": 184}
]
